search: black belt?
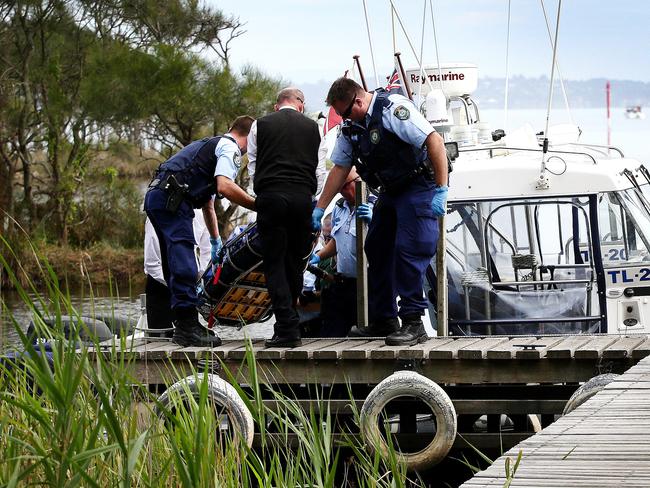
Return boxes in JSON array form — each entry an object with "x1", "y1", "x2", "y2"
[{"x1": 147, "y1": 173, "x2": 189, "y2": 212}]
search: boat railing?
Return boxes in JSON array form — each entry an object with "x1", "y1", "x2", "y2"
[
  {"x1": 565, "y1": 142, "x2": 624, "y2": 158},
  {"x1": 459, "y1": 146, "x2": 599, "y2": 165}
]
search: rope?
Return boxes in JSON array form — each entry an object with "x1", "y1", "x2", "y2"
[
  {"x1": 361, "y1": 0, "x2": 380, "y2": 88},
  {"x1": 429, "y1": 0, "x2": 446, "y2": 96},
  {"x1": 389, "y1": 0, "x2": 434, "y2": 92},
  {"x1": 391, "y1": 6, "x2": 396, "y2": 55},
  {"x1": 540, "y1": 0, "x2": 575, "y2": 127},
  {"x1": 504, "y1": 0, "x2": 512, "y2": 131},
  {"x1": 417, "y1": 0, "x2": 427, "y2": 106},
  {"x1": 541, "y1": 0, "x2": 563, "y2": 176}
]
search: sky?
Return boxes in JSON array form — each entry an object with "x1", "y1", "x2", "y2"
[{"x1": 209, "y1": 0, "x2": 650, "y2": 89}]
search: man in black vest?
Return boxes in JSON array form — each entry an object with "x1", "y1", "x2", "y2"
[
  {"x1": 144, "y1": 116, "x2": 255, "y2": 347},
  {"x1": 248, "y1": 87, "x2": 321, "y2": 348}
]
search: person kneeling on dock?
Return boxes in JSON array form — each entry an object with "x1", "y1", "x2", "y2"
[
  {"x1": 144, "y1": 116, "x2": 256, "y2": 347},
  {"x1": 313, "y1": 78, "x2": 448, "y2": 346},
  {"x1": 310, "y1": 168, "x2": 375, "y2": 337}
]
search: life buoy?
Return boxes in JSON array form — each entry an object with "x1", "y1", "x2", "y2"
[
  {"x1": 563, "y1": 373, "x2": 619, "y2": 415},
  {"x1": 360, "y1": 371, "x2": 456, "y2": 471},
  {"x1": 156, "y1": 373, "x2": 254, "y2": 448}
]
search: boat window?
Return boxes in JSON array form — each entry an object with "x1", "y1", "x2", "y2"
[
  {"x1": 443, "y1": 199, "x2": 601, "y2": 336},
  {"x1": 598, "y1": 190, "x2": 650, "y2": 265}
]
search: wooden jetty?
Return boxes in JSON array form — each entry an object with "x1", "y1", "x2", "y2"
[
  {"x1": 461, "y1": 354, "x2": 650, "y2": 487},
  {"x1": 90, "y1": 334, "x2": 650, "y2": 453}
]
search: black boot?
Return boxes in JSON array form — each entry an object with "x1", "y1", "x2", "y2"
[
  {"x1": 264, "y1": 333, "x2": 302, "y2": 348},
  {"x1": 385, "y1": 315, "x2": 428, "y2": 346},
  {"x1": 349, "y1": 317, "x2": 400, "y2": 338},
  {"x1": 173, "y1": 309, "x2": 222, "y2": 347}
]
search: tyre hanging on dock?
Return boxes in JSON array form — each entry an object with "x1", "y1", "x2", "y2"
[
  {"x1": 360, "y1": 371, "x2": 457, "y2": 471},
  {"x1": 156, "y1": 373, "x2": 254, "y2": 448},
  {"x1": 562, "y1": 373, "x2": 619, "y2": 415}
]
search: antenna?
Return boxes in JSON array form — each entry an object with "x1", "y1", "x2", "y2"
[
  {"x1": 538, "y1": 0, "x2": 563, "y2": 190},
  {"x1": 361, "y1": 0, "x2": 380, "y2": 88}
]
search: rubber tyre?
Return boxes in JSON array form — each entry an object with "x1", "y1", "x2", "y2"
[
  {"x1": 563, "y1": 373, "x2": 619, "y2": 415},
  {"x1": 360, "y1": 371, "x2": 457, "y2": 471},
  {"x1": 28, "y1": 315, "x2": 113, "y2": 342},
  {"x1": 157, "y1": 373, "x2": 254, "y2": 448}
]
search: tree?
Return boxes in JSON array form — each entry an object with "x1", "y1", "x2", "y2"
[{"x1": 0, "y1": 0, "x2": 281, "y2": 244}]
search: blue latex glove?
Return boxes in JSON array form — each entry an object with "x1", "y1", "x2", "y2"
[
  {"x1": 210, "y1": 236, "x2": 222, "y2": 263},
  {"x1": 430, "y1": 185, "x2": 449, "y2": 217},
  {"x1": 311, "y1": 207, "x2": 325, "y2": 231},
  {"x1": 357, "y1": 203, "x2": 373, "y2": 223},
  {"x1": 309, "y1": 254, "x2": 321, "y2": 266}
]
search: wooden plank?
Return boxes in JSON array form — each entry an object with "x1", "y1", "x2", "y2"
[
  {"x1": 602, "y1": 336, "x2": 646, "y2": 359},
  {"x1": 341, "y1": 339, "x2": 386, "y2": 359},
  {"x1": 369, "y1": 343, "x2": 404, "y2": 359},
  {"x1": 457, "y1": 337, "x2": 509, "y2": 359},
  {"x1": 284, "y1": 339, "x2": 348, "y2": 360},
  {"x1": 461, "y1": 355, "x2": 650, "y2": 488},
  {"x1": 256, "y1": 338, "x2": 320, "y2": 360},
  {"x1": 396, "y1": 337, "x2": 456, "y2": 360},
  {"x1": 355, "y1": 179, "x2": 369, "y2": 329},
  {"x1": 428, "y1": 337, "x2": 483, "y2": 359},
  {"x1": 170, "y1": 340, "x2": 246, "y2": 360},
  {"x1": 314, "y1": 339, "x2": 375, "y2": 360},
  {"x1": 632, "y1": 336, "x2": 650, "y2": 359},
  {"x1": 546, "y1": 336, "x2": 592, "y2": 359},
  {"x1": 136, "y1": 341, "x2": 184, "y2": 360},
  {"x1": 515, "y1": 337, "x2": 564, "y2": 359},
  {"x1": 486, "y1": 337, "x2": 536, "y2": 359},
  {"x1": 573, "y1": 335, "x2": 618, "y2": 359},
  {"x1": 227, "y1": 340, "x2": 266, "y2": 360}
]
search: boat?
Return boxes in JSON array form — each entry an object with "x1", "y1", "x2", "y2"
[
  {"x1": 402, "y1": 64, "x2": 650, "y2": 336},
  {"x1": 625, "y1": 105, "x2": 646, "y2": 119}
]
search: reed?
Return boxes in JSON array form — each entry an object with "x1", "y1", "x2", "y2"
[{"x1": 0, "y1": 236, "x2": 422, "y2": 487}]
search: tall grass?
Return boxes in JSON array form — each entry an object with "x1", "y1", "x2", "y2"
[{"x1": 0, "y1": 236, "x2": 421, "y2": 487}]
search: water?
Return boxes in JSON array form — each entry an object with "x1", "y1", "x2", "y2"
[
  {"x1": 481, "y1": 107, "x2": 650, "y2": 161},
  {"x1": 1, "y1": 289, "x2": 274, "y2": 350}
]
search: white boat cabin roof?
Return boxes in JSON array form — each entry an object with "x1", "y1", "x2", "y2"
[{"x1": 450, "y1": 146, "x2": 643, "y2": 201}]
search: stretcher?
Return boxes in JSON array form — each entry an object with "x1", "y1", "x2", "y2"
[
  {"x1": 196, "y1": 222, "x2": 318, "y2": 327},
  {"x1": 197, "y1": 222, "x2": 272, "y2": 326}
]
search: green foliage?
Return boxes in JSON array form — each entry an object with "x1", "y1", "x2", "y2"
[
  {"x1": 66, "y1": 169, "x2": 145, "y2": 249},
  {"x1": 0, "y1": 239, "x2": 421, "y2": 487},
  {"x1": 0, "y1": 0, "x2": 281, "y2": 247}
]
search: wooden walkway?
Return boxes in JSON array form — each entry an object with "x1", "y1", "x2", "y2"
[
  {"x1": 461, "y1": 355, "x2": 650, "y2": 487},
  {"x1": 90, "y1": 334, "x2": 650, "y2": 385}
]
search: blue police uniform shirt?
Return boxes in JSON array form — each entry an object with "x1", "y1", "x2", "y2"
[
  {"x1": 214, "y1": 133, "x2": 242, "y2": 180},
  {"x1": 331, "y1": 195, "x2": 377, "y2": 278},
  {"x1": 330, "y1": 92, "x2": 434, "y2": 167}
]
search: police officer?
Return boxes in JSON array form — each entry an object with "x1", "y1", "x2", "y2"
[
  {"x1": 310, "y1": 168, "x2": 375, "y2": 337},
  {"x1": 248, "y1": 87, "x2": 322, "y2": 348},
  {"x1": 144, "y1": 116, "x2": 255, "y2": 347},
  {"x1": 143, "y1": 210, "x2": 211, "y2": 337},
  {"x1": 313, "y1": 78, "x2": 448, "y2": 346}
]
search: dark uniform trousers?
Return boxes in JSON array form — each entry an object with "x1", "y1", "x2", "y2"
[
  {"x1": 365, "y1": 178, "x2": 439, "y2": 321},
  {"x1": 145, "y1": 275, "x2": 173, "y2": 336},
  {"x1": 319, "y1": 277, "x2": 357, "y2": 337},
  {"x1": 144, "y1": 187, "x2": 199, "y2": 315},
  {"x1": 256, "y1": 191, "x2": 313, "y2": 336}
]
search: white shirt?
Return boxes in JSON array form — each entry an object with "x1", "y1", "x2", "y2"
[
  {"x1": 144, "y1": 209, "x2": 212, "y2": 284},
  {"x1": 247, "y1": 105, "x2": 328, "y2": 195}
]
